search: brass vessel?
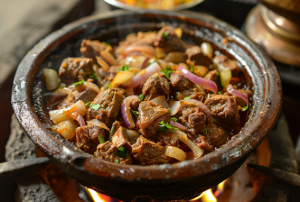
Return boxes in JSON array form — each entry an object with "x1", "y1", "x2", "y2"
[{"x1": 245, "y1": 0, "x2": 300, "y2": 67}]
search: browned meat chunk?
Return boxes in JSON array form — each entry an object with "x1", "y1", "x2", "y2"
[
  {"x1": 136, "y1": 101, "x2": 170, "y2": 138},
  {"x1": 131, "y1": 136, "x2": 173, "y2": 165},
  {"x1": 177, "y1": 104, "x2": 207, "y2": 135},
  {"x1": 111, "y1": 127, "x2": 132, "y2": 151},
  {"x1": 204, "y1": 70, "x2": 221, "y2": 90},
  {"x1": 154, "y1": 26, "x2": 187, "y2": 53},
  {"x1": 86, "y1": 89, "x2": 125, "y2": 127},
  {"x1": 207, "y1": 124, "x2": 228, "y2": 147},
  {"x1": 94, "y1": 142, "x2": 132, "y2": 164},
  {"x1": 213, "y1": 55, "x2": 241, "y2": 76},
  {"x1": 80, "y1": 39, "x2": 113, "y2": 62},
  {"x1": 142, "y1": 74, "x2": 169, "y2": 100},
  {"x1": 186, "y1": 46, "x2": 212, "y2": 67},
  {"x1": 154, "y1": 132, "x2": 178, "y2": 147},
  {"x1": 205, "y1": 95, "x2": 240, "y2": 126},
  {"x1": 130, "y1": 99, "x2": 141, "y2": 111},
  {"x1": 169, "y1": 73, "x2": 206, "y2": 101},
  {"x1": 76, "y1": 125, "x2": 105, "y2": 154},
  {"x1": 193, "y1": 135, "x2": 214, "y2": 153},
  {"x1": 58, "y1": 57, "x2": 94, "y2": 84}
]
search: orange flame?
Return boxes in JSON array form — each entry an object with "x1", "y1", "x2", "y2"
[{"x1": 87, "y1": 188, "x2": 108, "y2": 202}]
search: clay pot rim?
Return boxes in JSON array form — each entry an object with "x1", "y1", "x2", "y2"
[{"x1": 11, "y1": 10, "x2": 282, "y2": 181}]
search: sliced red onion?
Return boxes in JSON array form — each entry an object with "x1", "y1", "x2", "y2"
[
  {"x1": 177, "y1": 65, "x2": 218, "y2": 93},
  {"x1": 169, "y1": 101, "x2": 181, "y2": 116},
  {"x1": 122, "y1": 62, "x2": 161, "y2": 88},
  {"x1": 121, "y1": 95, "x2": 140, "y2": 129},
  {"x1": 140, "y1": 57, "x2": 150, "y2": 70},
  {"x1": 169, "y1": 120, "x2": 188, "y2": 132},
  {"x1": 123, "y1": 46, "x2": 155, "y2": 57},
  {"x1": 226, "y1": 84, "x2": 249, "y2": 106},
  {"x1": 150, "y1": 96, "x2": 169, "y2": 109},
  {"x1": 86, "y1": 119, "x2": 110, "y2": 132},
  {"x1": 70, "y1": 112, "x2": 86, "y2": 127}
]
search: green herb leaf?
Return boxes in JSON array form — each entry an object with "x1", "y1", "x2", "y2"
[
  {"x1": 151, "y1": 75, "x2": 156, "y2": 78},
  {"x1": 147, "y1": 59, "x2": 156, "y2": 66},
  {"x1": 160, "y1": 66, "x2": 174, "y2": 79},
  {"x1": 74, "y1": 79, "x2": 84, "y2": 86},
  {"x1": 205, "y1": 127, "x2": 208, "y2": 135},
  {"x1": 107, "y1": 82, "x2": 111, "y2": 88},
  {"x1": 109, "y1": 125, "x2": 116, "y2": 141},
  {"x1": 98, "y1": 135, "x2": 105, "y2": 144},
  {"x1": 89, "y1": 73, "x2": 97, "y2": 80},
  {"x1": 217, "y1": 91, "x2": 222, "y2": 94},
  {"x1": 130, "y1": 109, "x2": 139, "y2": 118},
  {"x1": 58, "y1": 83, "x2": 67, "y2": 89},
  {"x1": 171, "y1": 117, "x2": 178, "y2": 122},
  {"x1": 207, "y1": 93, "x2": 210, "y2": 99},
  {"x1": 184, "y1": 96, "x2": 191, "y2": 100},
  {"x1": 115, "y1": 159, "x2": 119, "y2": 163},
  {"x1": 241, "y1": 105, "x2": 248, "y2": 111},
  {"x1": 169, "y1": 109, "x2": 172, "y2": 114},
  {"x1": 158, "y1": 121, "x2": 177, "y2": 133},
  {"x1": 162, "y1": 32, "x2": 169, "y2": 40},
  {"x1": 118, "y1": 65, "x2": 130, "y2": 72},
  {"x1": 216, "y1": 72, "x2": 220, "y2": 77},
  {"x1": 90, "y1": 103, "x2": 101, "y2": 111},
  {"x1": 117, "y1": 146, "x2": 129, "y2": 158},
  {"x1": 85, "y1": 101, "x2": 91, "y2": 106},
  {"x1": 139, "y1": 94, "x2": 144, "y2": 101},
  {"x1": 104, "y1": 42, "x2": 111, "y2": 46},
  {"x1": 190, "y1": 65, "x2": 194, "y2": 72}
]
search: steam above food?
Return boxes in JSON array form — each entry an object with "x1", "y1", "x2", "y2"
[{"x1": 44, "y1": 26, "x2": 251, "y2": 165}]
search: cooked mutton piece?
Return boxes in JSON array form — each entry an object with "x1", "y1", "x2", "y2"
[
  {"x1": 58, "y1": 57, "x2": 94, "y2": 84},
  {"x1": 142, "y1": 74, "x2": 169, "y2": 100},
  {"x1": 204, "y1": 94, "x2": 240, "y2": 126},
  {"x1": 136, "y1": 101, "x2": 170, "y2": 138},
  {"x1": 76, "y1": 125, "x2": 105, "y2": 154},
  {"x1": 131, "y1": 136, "x2": 173, "y2": 165}
]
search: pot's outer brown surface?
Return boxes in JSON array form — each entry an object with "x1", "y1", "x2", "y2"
[{"x1": 11, "y1": 10, "x2": 282, "y2": 201}]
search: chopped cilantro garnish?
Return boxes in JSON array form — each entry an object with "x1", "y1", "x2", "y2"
[
  {"x1": 74, "y1": 79, "x2": 84, "y2": 86},
  {"x1": 171, "y1": 117, "x2": 178, "y2": 122},
  {"x1": 241, "y1": 105, "x2": 248, "y2": 111},
  {"x1": 130, "y1": 109, "x2": 139, "y2": 118},
  {"x1": 107, "y1": 82, "x2": 111, "y2": 88},
  {"x1": 184, "y1": 96, "x2": 191, "y2": 100},
  {"x1": 104, "y1": 42, "x2": 111, "y2": 46},
  {"x1": 207, "y1": 93, "x2": 210, "y2": 99},
  {"x1": 98, "y1": 135, "x2": 105, "y2": 144},
  {"x1": 58, "y1": 83, "x2": 67, "y2": 89},
  {"x1": 160, "y1": 66, "x2": 174, "y2": 79},
  {"x1": 169, "y1": 109, "x2": 172, "y2": 114},
  {"x1": 118, "y1": 65, "x2": 130, "y2": 72},
  {"x1": 89, "y1": 73, "x2": 97, "y2": 80},
  {"x1": 205, "y1": 127, "x2": 208, "y2": 135},
  {"x1": 90, "y1": 103, "x2": 101, "y2": 111},
  {"x1": 117, "y1": 146, "x2": 129, "y2": 158},
  {"x1": 115, "y1": 159, "x2": 119, "y2": 163},
  {"x1": 109, "y1": 125, "x2": 116, "y2": 141},
  {"x1": 162, "y1": 32, "x2": 169, "y2": 40},
  {"x1": 190, "y1": 65, "x2": 194, "y2": 72},
  {"x1": 216, "y1": 72, "x2": 220, "y2": 77},
  {"x1": 85, "y1": 101, "x2": 91, "y2": 106},
  {"x1": 139, "y1": 94, "x2": 144, "y2": 101},
  {"x1": 217, "y1": 91, "x2": 222, "y2": 94},
  {"x1": 147, "y1": 59, "x2": 156, "y2": 66},
  {"x1": 158, "y1": 121, "x2": 177, "y2": 133}
]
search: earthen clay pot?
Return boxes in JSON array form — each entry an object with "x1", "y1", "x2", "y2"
[{"x1": 11, "y1": 10, "x2": 282, "y2": 201}]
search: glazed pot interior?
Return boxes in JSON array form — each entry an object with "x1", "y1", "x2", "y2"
[{"x1": 12, "y1": 10, "x2": 281, "y2": 201}]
